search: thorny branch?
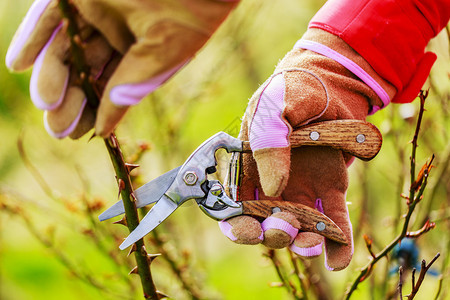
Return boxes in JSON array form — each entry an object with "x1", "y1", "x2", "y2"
[
  {"x1": 345, "y1": 91, "x2": 438, "y2": 299},
  {"x1": 407, "y1": 253, "x2": 441, "y2": 299},
  {"x1": 57, "y1": 0, "x2": 159, "y2": 298}
]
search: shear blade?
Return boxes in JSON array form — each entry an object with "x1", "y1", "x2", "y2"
[
  {"x1": 98, "y1": 166, "x2": 181, "y2": 221},
  {"x1": 119, "y1": 195, "x2": 178, "y2": 250}
]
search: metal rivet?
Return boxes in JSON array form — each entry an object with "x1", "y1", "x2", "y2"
[
  {"x1": 272, "y1": 207, "x2": 281, "y2": 214},
  {"x1": 183, "y1": 171, "x2": 198, "y2": 185},
  {"x1": 316, "y1": 221, "x2": 326, "y2": 232},
  {"x1": 310, "y1": 131, "x2": 320, "y2": 141},
  {"x1": 356, "y1": 134, "x2": 366, "y2": 143}
]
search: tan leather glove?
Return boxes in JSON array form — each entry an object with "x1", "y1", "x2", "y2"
[
  {"x1": 6, "y1": 0, "x2": 238, "y2": 138},
  {"x1": 219, "y1": 29, "x2": 395, "y2": 271}
]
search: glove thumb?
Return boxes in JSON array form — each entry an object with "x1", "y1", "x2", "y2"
[
  {"x1": 247, "y1": 73, "x2": 292, "y2": 197},
  {"x1": 253, "y1": 147, "x2": 290, "y2": 197}
]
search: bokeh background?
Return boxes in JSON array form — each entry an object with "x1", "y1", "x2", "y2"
[{"x1": 0, "y1": 1, "x2": 449, "y2": 299}]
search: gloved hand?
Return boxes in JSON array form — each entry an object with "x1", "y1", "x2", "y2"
[
  {"x1": 6, "y1": 0, "x2": 238, "y2": 138},
  {"x1": 219, "y1": 28, "x2": 395, "y2": 271}
]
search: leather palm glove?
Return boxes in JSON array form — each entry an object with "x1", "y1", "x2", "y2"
[
  {"x1": 6, "y1": 0, "x2": 238, "y2": 138},
  {"x1": 219, "y1": 29, "x2": 395, "y2": 271}
]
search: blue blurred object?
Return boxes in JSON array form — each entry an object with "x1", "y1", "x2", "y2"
[{"x1": 389, "y1": 238, "x2": 439, "y2": 276}]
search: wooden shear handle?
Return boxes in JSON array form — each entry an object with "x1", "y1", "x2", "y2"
[
  {"x1": 241, "y1": 200, "x2": 347, "y2": 244},
  {"x1": 242, "y1": 120, "x2": 382, "y2": 161}
]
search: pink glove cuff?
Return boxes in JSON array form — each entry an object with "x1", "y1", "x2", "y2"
[
  {"x1": 294, "y1": 39, "x2": 390, "y2": 114},
  {"x1": 261, "y1": 216, "x2": 298, "y2": 243}
]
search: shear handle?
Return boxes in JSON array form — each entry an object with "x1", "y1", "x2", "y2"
[
  {"x1": 242, "y1": 120, "x2": 382, "y2": 161},
  {"x1": 241, "y1": 200, "x2": 347, "y2": 244}
]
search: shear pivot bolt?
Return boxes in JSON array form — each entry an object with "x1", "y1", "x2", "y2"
[
  {"x1": 356, "y1": 134, "x2": 366, "y2": 143},
  {"x1": 210, "y1": 184, "x2": 223, "y2": 196},
  {"x1": 316, "y1": 221, "x2": 326, "y2": 232},
  {"x1": 310, "y1": 131, "x2": 320, "y2": 141},
  {"x1": 183, "y1": 171, "x2": 198, "y2": 185}
]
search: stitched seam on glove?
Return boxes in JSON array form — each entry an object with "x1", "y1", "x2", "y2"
[
  {"x1": 248, "y1": 68, "x2": 331, "y2": 150},
  {"x1": 295, "y1": 39, "x2": 390, "y2": 114},
  {"x1": 248, "y1": 73, "x2": 290, "y2": 150}
]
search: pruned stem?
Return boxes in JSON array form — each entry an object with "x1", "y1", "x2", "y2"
[
  {"x1": 57, "y1": 0, "x2": 159, "y2": 298},
  {"x1": 105, "y1": 135, "x2": 158, "y2": 299}
]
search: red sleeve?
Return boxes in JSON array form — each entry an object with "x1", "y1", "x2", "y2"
[{"x1": 309, "y1": 0, "x2": 450, "y2": 103}]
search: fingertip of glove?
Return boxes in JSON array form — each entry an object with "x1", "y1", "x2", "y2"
[
  {"x1": 324, "y1": 241, "x2": 353, "y2": 271},
  {"x1": 220, "y1": 216, "x2": 263, "y2": 245},
  {"x1": 253, "y1": 147, "x2": 290, "y2": 197},
  {"x1": 261, "y1": 212, "x2": 299, "y2": 249},
  {"x1": 43, "y1": 98, "x2": 88, "y2": 139},
  {"x1": 95, "y1": 100, "x2": 130, "y2": 138},
  {"x1": 108, "y1": 60, "x2": 188, "y2": 106},
  {"x1": 109, "y1": 84, "x2": 144, "y2": 106},
  {"x1": 6, "y1": 0, "x2": 55, "y2": 71}
]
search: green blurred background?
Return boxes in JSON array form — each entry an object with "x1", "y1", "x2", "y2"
[{"x1": 0, "y1": 1, "x2": 449, "y2": 299}]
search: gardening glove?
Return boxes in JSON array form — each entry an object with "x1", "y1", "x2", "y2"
[
  {"x1": 219, "y1": 28, "x2": 396, "y2": 271},
  {"x1": 6, "y1": 0, "x2": 239, "y2": 139}
]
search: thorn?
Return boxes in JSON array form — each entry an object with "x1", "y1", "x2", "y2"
[
  {"x1": 79, "y1": 71, "x2": 86, "y2": 81},
  {"x1": 113, "y1": 216, "x2": 127, "y2": 227},
  {"x1": 127, "y1": 243, "x2": 137, "y2": 257},
  {"x1": 400, "y1": 193, "x2": 409, "y2": 200},
  {"x1": 88, "y1": 132, "x2": 97, "y2": 142},
  {"x1": 108, "y1": 135, "x2": 118, "y2": 149},
  {"x1": 129, "y1": 266, "x2": 139, "y2": 275},
  {"x1": 130, "y1": 192, "x2": 137, "y2": 203},
  {"x1": 269, "y1": 282, "x2": 284, "y2": 287},
  {"x1": 117, "y1": 179, "x2": 125, "y2": 198},
  {"x1": 156, "y1": 290, "x2": 170, "y2": 299},
  {"x1": 406, "y1": 219, "x2": 436, "y2": 238},
  {"x1": 73, "y1": 34, "x2": 83, "y2": 46},
  {"x1": 363, "y1": 234, "x2": 376, "y2": 259},
  {"x1": 401, "y1": 193, "x2": 411, "y2": 205},
  {"x1": 139, "y1": 141, "x2": 151, "y2": 151},
  {"x1": 61, "y1": 18, "x2": 69, "y2": 30},
  {"x1": 147, "y1": 253, "x2": 162, "y2": 264},
  {"x1": 125, "y1": 163, "x2": 140, "y2": 173},
  {"x1": 88, "y1": 74, "x2": 96, "y2": 84}
]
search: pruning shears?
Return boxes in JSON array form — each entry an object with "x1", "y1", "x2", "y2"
[{"x1": 99, "y1": 120, "x2": 382, "y2": 250}]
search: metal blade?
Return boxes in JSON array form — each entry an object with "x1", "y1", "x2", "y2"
[
  {"x1": 119, "y1": 194, "x2": 178, "y2": 250},
  {"x1": 98, "y1": 166, "x2": 181, "y2": 221}
]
